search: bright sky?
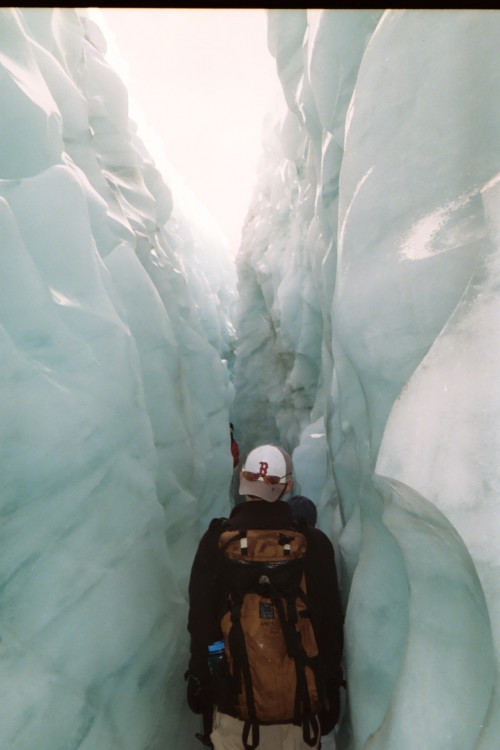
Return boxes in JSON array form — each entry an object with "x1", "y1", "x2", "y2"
[{"x1": 91, "y1": 8, "x2": 282, "y2": 256}]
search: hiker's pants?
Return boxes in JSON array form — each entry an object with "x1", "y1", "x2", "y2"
[{"x1": 211, "y1": 710, "x2": 321, "y2": 750}]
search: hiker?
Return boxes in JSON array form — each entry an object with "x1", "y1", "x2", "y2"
[{"x1": 186, "y1": 443, "x2": 344, "y2": 750}]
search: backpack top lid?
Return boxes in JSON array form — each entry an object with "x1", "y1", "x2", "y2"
[{"x1": 239, "y1": 444, "x2": 292, "y2": 502}]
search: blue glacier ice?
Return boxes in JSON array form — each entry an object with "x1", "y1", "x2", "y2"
[
  {"x1": 0, "y1": 7, "x2": 498, "y2": 750},
  {"x1": 234, "y1": 8, "x2": 499, "y2": 750}
]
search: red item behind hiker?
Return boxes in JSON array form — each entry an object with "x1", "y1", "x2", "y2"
[{"x1": 230, "y1": 424, "x2": 239, "y2": 468}]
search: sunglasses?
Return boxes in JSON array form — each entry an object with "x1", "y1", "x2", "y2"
[{"x1": 241, "y1": 470, "x2": 290, "y2": 486}]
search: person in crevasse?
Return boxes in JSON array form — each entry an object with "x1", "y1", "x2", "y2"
[
  {"x1": 229, "y1": 423, "x2": 242, "y2": 506},
  {"x1": 229, "y1": 423, "x2": 240, "y2": 469},
  {"x1": 185, "y1": 443, "x2": 344, "y2": 750}
]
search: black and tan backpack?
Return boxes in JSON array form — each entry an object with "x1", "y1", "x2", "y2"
[{"x1": 215, "y1": 518, "x2": 326, "y2": 750}]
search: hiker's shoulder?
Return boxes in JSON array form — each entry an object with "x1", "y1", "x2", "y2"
[
  {"x1": 301, "y1": 524, "x2": 335, "y2": 556},
  {"x1": 196, "y1": 516, "x2": 231, "y2": 550},
  {"x1": 202, "y1": 517, "x2": 232, "y2": 546},
  {"x1": 208, "y1": 516, "x2": 231, "y2": 532}
]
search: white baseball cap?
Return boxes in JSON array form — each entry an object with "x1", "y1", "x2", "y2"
[{"x1": 239, "y1": 444, "x2": 293, "y2": 502}]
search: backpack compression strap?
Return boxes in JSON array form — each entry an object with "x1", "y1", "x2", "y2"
[
  {"x1": 273, "y1": 588, "x2": 320, "y2": 748},
  {"x1": 227, "y1": 593, "x2": 260, "y2": 750}
]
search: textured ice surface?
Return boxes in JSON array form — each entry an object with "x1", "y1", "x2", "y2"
[
  {"x1": 0, "y1": 8, "x2": 235, "y2": 749},
  {"x1": 234, "y1": 9, "x2": 500, "y2": 750},
  {"x1": 3, "y1": 7, "x2": 500, "y2": 750}
]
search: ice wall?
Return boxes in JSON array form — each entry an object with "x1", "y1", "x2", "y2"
[
  {"x1": 4, "y1": 7, "x2": 499, "y2": 750},
  {"x1": 233, "y1": 9, "x2": 500, "y2": 750},
  {"x1": 0, "y1": 8, "x2": 235, "y2": 749}
]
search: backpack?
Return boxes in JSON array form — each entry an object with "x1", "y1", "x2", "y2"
[{"x1": 215, "y1": 518, "x2": 325, "y2": 750}]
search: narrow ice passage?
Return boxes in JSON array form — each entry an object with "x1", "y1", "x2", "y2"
[{"x1": 0, "y1": 7, "x2": 498, "y2": 750}]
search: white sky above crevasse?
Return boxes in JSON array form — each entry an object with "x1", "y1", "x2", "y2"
[{"x1": 90, "y1": 7, "x2": 282, "y2": 257}]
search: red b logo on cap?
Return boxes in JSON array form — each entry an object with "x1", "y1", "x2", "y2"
[{"x1": 258, "y1": 461, "x2": 269, "y2": 477}]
